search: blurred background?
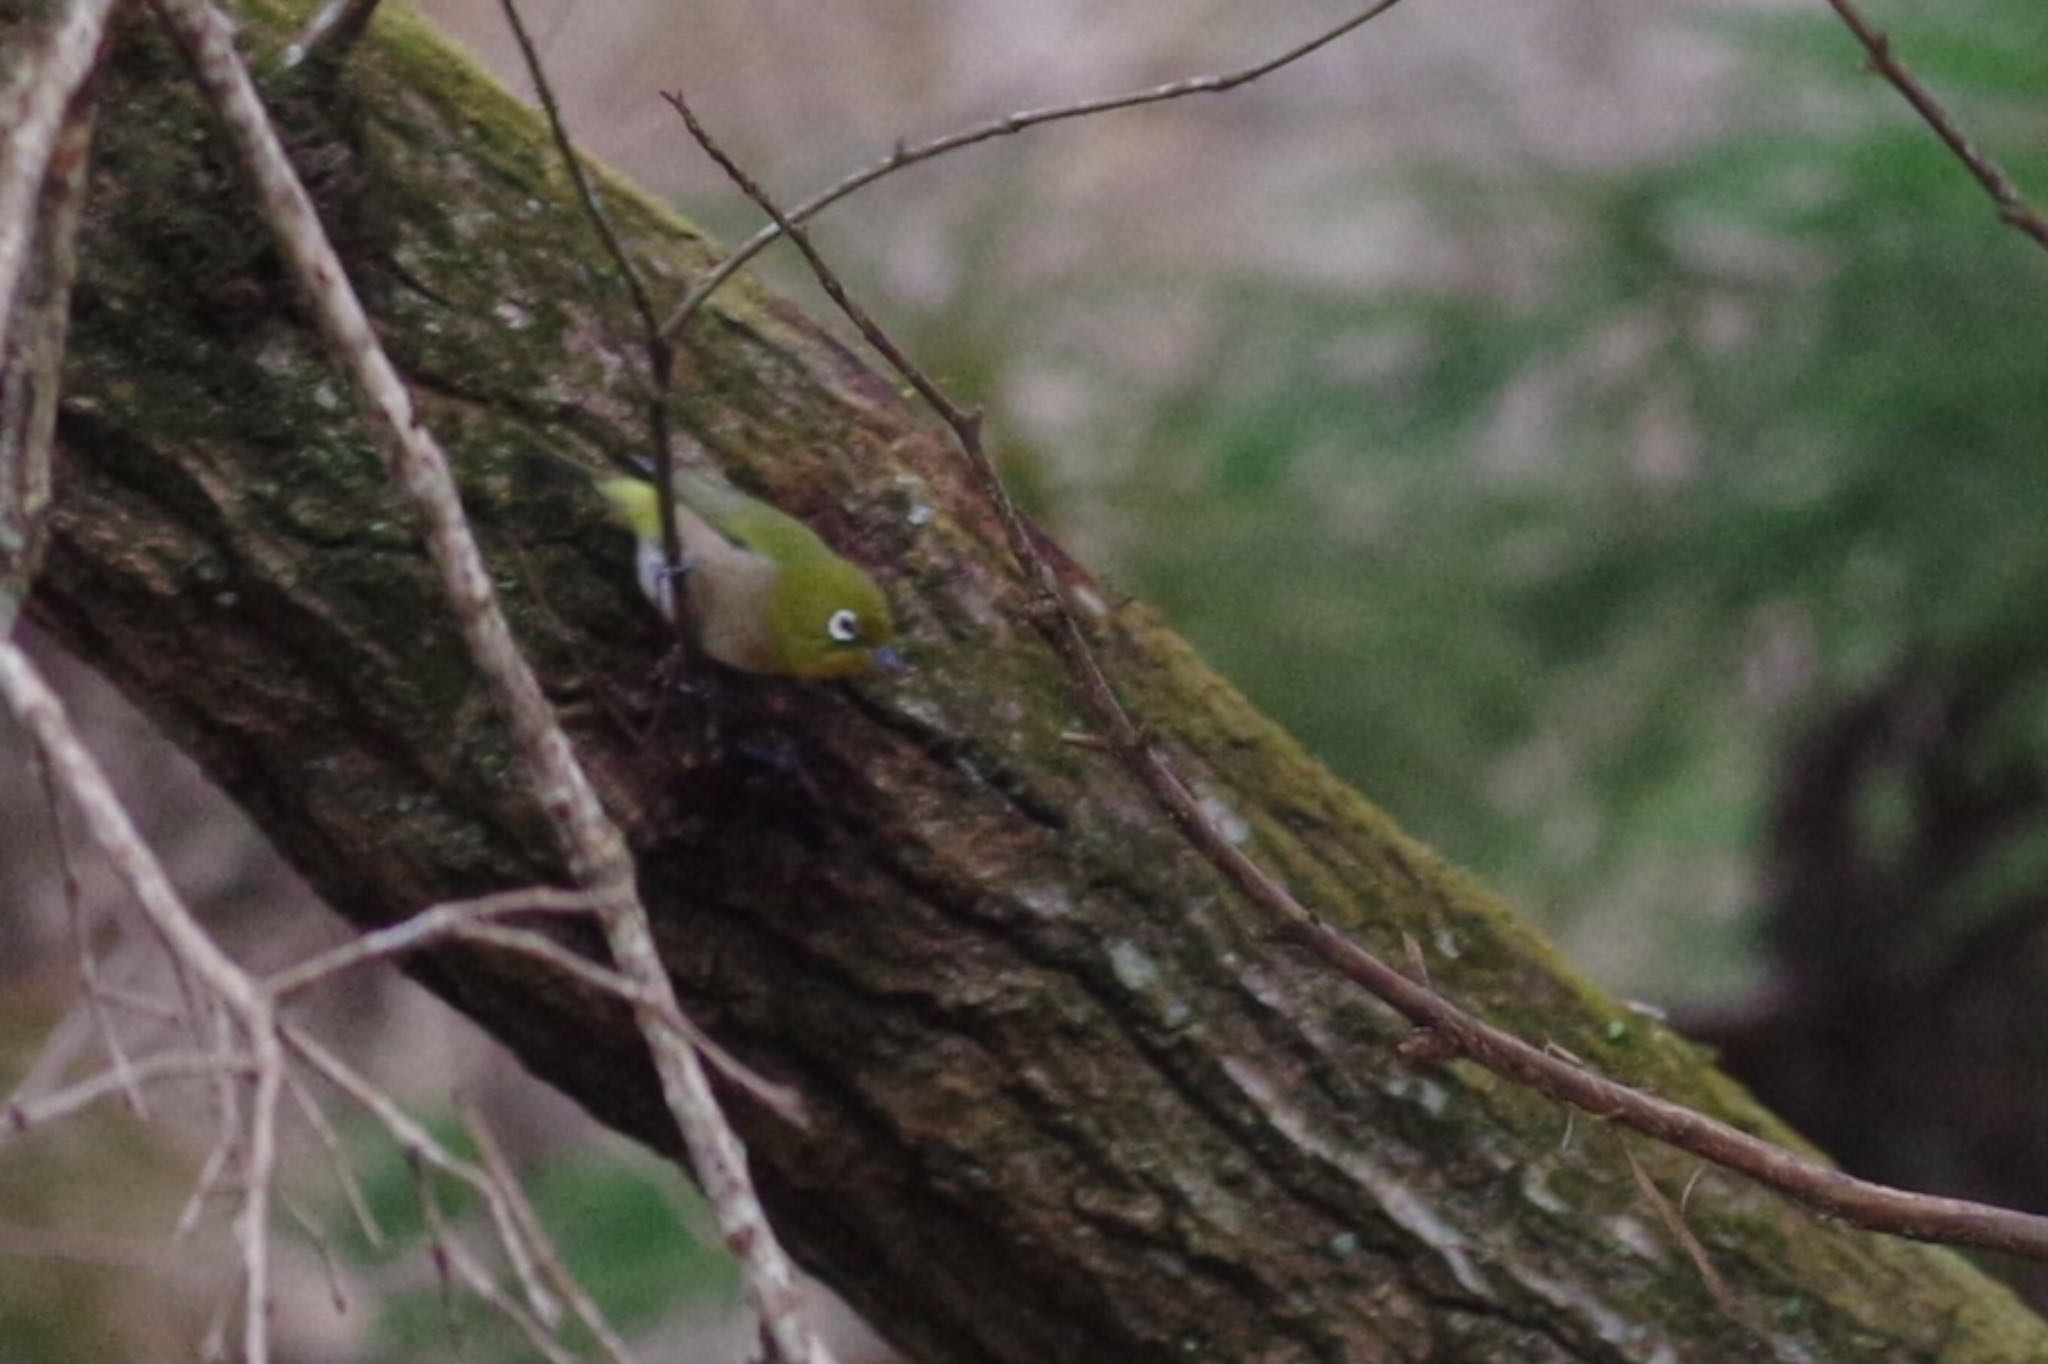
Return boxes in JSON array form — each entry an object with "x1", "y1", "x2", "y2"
[{"x1": 4, "y1": 0, "x2": 2047, "y2": 1355}]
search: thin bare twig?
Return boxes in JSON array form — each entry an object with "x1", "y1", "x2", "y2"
[
  {"x1": 1680, "y1": 1165, "x2": 1709, "y2": 1216},
  {"x1": 282, "y1": 0, "x2": 382, "y2": 68},
  {"x1": 657, "y1": 0, "x2": 1412, "y2": 345},
  {"x1": 428, "y1": 1196, "x2": 584, "y2": 1364},
  {"x1": 285, "y1": 1026, "x2": 560, "y2": 1327},
  {"x1": 664, "y1": 89, "x2": 2048, "y2": 1265},
  {"x1": 55, "y1": 816, "x2": 149, "y2": 1118},
  {"x1": 281, "y1": 1193, "x2": 351, "y2": 1317},
  {"x1": 2, "y1": 1050, "x2": 248, "y2": 1138},
  {"x1": 1622, "y1": 1142, "x2": 1739, "y2": 1320},
  {"x1": 411, "y1": 1152, "x2": 463, "y2": 1348},
  {"x1": 1821, "y1": 0, "x2": 2048, "y2": 252},
  {"x1": 262, "y1": 886, "x2": 607, "y2": 999},
  {"x1": 465, "y1": 1104, "x2": 639, "y2": 1364},
  {"x1": 263, "y1": 887, "x2": 809, "y2": 1124},
  {"x1": 145, "y1": 5, "x2": 830, "y2": 1358},
  {"x1": 496, "y1": 0, "x2": 692, "y2": 645},
  {"x1": 452, "y1": 923, "x2": 809, "y2": 1123},
  {"x1": 174, "y1": 1034, "x2": 240, "y2": 1243},
  {"x1": 662, "y1": 96, "x2": 984, "y2": 448},
  {"x1": 284, "y1": 1067, "x2": 384, "y2": 1251},
  {"x1": 2, "y1": 926, "x2": 160, "y2": 1115},
  {"x1": 3, "y1": 990, "x2": 96, "y2": 1108}
]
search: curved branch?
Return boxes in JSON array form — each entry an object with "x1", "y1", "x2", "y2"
[{"x1": 656, "y1": 0, "x2": 1412, "y2": 345}]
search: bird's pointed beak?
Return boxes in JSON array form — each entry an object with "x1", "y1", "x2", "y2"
[{"x1": 870, "y1": 645, "x2": 910, "y2": 673}]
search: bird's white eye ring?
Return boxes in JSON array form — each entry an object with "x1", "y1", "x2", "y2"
[{"x1": 826, "y1": 607, "x2": 861, "y2": 644}]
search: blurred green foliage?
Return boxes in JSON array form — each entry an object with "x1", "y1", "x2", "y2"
[{"x1": 1065, "y1": 0, "x2": 2048, "y2": 1000}]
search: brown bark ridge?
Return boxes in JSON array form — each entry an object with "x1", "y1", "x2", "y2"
[{"x1": 19, "y1": 2, "x2": 2048, "y2": 1360}]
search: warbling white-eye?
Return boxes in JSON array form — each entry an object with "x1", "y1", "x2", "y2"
[{"x1": 595, "y1": 469, "x2": 902, "y2": 679}]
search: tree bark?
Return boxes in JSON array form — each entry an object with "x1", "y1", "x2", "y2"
[{"x1": 18, "y1": 2, "x2": 2048, "y2": 1360}]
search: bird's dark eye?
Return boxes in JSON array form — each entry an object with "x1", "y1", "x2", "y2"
[{"x1": 826, "y1": 607, "x2": 861, "y2": 644}]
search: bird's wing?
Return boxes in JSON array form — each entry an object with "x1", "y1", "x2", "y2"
[{"x1": 673, "y1": 468, "x2": 833, "y2": 567}]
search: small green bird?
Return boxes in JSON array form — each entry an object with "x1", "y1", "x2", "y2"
[{"x1": 596, "y1": 470, "x2": 901, "y2": 679}]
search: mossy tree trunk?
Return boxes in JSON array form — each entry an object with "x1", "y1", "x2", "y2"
[{"x1": 15, "y1": 2, "x2": 2048, "y2": 1360}]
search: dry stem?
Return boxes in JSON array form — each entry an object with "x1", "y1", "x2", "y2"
[
  {"x1": 663, "y1": 84, "x2": 2048, "y2": 1265},
  {"x1": 1821, "y1": 0, "x2": 2048, "y2": 252},
  {"x1": 496, "y1": 0, "x2": 693, "y2": 651},
  {"x1": 145, "y1": 3, "x2": 830, "y2": 1356},
  {"x1": 657, "y1": 0, "x2": 1411, "y2": 345}
]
